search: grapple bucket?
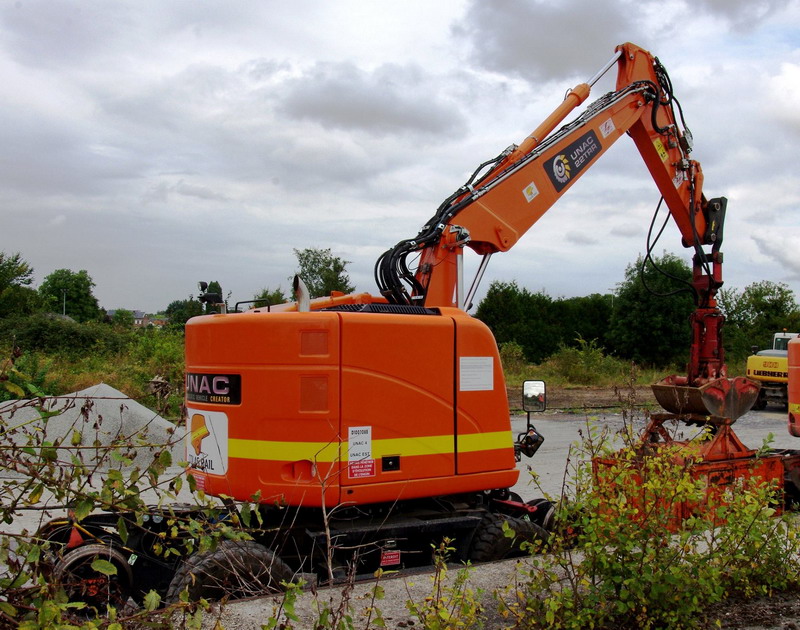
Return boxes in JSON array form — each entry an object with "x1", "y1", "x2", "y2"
[{"x1": 652, "y1": 376, "x2": 761, "y2": 421}]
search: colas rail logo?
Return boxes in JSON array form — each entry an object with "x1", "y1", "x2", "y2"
[
  {"x1": 190, "y1": 413, "x2": 210, "y2": 456},
  {"x1": 188, "y1": 413, "x2": 215, "y2": 472}
]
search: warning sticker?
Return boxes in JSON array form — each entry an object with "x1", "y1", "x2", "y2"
[
  {"x1": 381, "y1": 550, "x2": 402, "y2": 566},
  {"x1": 522, "y1": 181, "x2": 539, "y2": 203},
  {"x1": 654, "y1": 138, "x2": 669, "y2": 162},
  {"x1": 599, "y1": 118, "x2": 616, "y2": 138},
  {"x1": 347, "y1": 425, "x2": 374, "y2": 478},
  {"x1": 348, "y1": 459, "x2": 376, "y2": 478}
]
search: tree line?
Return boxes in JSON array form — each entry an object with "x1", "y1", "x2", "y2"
[
  {"x1": 2, "y1": 247, "x2": 797, "y2": 368},
  {"x1": 0, "y1": 247, "x2": 355, "y2": 328},
  {"x1": 165, "y1": 247, "x2": 356, "y2": 326},
  {"x1": 476, "y1": 252, "x2": 800, "y2": 368}
]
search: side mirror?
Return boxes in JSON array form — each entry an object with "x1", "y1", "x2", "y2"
[
  {"x1": 523, "y1": 380, "x2": 546, "y2": 412},
  {"x1": 517, "y1": 379, "x2": 546, "y2": 461}
]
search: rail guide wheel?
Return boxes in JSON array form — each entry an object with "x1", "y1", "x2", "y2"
[{"x1": 53, "y1": 543, "x2": 134, "y2": 615}]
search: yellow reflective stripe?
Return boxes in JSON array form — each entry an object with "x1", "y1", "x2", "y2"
[
  {"x1": 790, "y1": 403, "x2": 800, "y2": 415},
  {"x1": 458, "y1": 431, "x2": 513, "y2": 453},
  {"x1": 228, "y1": 431, "x2": 512, "y2": 462},
  {"x1": 373, "y1": 435, "x2": 453, "y2": 458},
  {"x1": 229, "y1": 439, "x2": 342, "y2": 463}
]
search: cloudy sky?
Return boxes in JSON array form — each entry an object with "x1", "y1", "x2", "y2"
[{"x1": 2, "y1": 0, "x2": 799, "y2": 314}]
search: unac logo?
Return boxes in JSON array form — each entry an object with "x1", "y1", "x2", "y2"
[
  {"x1": 190, "y1": 413, "x2": 210, "y2": 456},
  {"x1": 552, "y1": 154, "x2": 571, "y2": 184}
]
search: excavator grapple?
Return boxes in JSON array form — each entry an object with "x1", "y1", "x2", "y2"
[
  {"x1": 595, "y1": 374, "x2": 798, "y2": 531},
  {"x1": 651, "y1": 375, "x2": 761, "y2": 421}
]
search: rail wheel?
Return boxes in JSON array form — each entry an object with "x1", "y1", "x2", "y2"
[
  {"x1": 468, "y1": 512, "x2": 547, "y2": 562},
  {"x1": 53, "y1": 543, "x2": 134, "y2": 614},
  {"x1": 166, "y1": 539, "x2": 293, "y2": 602},
  {"x1": 526, "y1": 498, "x2": 556, "y2": 532}
]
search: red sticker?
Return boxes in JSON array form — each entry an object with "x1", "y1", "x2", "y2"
[
  {"x1": 348, "y1": 460, "x2": 376, "y2": 478},
  {"x1": 380, "y1": 550, "x2": 401, "y2": 566}
]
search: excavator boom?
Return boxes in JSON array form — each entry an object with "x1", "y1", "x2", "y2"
[{"x1": 375, "y1": 42, "x2": 744, "y2": 415}]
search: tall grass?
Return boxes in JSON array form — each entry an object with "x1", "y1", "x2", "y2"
[
  {"x1": 1, "y1": 318, "x2": 185, "y2": 419},
  {"x1": 500, "y1": 338, "x2": 679, "y2": 387},
  {"x1": 2, "y1": 317, "x2": 750, "y2": 421}
]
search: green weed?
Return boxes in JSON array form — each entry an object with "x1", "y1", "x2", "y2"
[{"x1": 501, "y1": 420, "x2": 800, "y2": 629}]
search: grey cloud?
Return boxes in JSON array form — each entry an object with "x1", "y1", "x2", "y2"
[
  {"x1": 94, "y1": 59, "x2": 457, "y2": 194},
  {"x1": 752, "y1": 233, "x2": 800, "y2": 280},
  {"x1": 0, "y1": 1, "x2": 290, "y2": 71},
  {"x1": 611, "y1": 224, "x2": 644, "y2": 238},
  {"x1": 565, "y1": 231, "x2": 599, "y2": 245},
  {"x1": 278, "y1": 62, "x2": 467, "y2": 137},
  {"x1": 143, "y1": 180, "x2": 230, "y2": 204},
  {"x1": 453, "y1": 0, "x2": 640, "y2": 83},
  {"x1": 694, "y1": 0, "x2": 792, "y2": 30},
  {"x1": 0, "y1": 105, "x2": 146, "y2": 196},
  {"x1": 0, "y1": 1, "x2": 136, "y2": 68},
  {"x1": 453, "y1": 0, "x2": 794, "y2": 85}
]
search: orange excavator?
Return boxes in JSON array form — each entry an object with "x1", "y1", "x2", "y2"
[{"x1": 42, "y1": 43, "x2": 769, "y2": 606}]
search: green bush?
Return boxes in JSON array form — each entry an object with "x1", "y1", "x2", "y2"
[
  {"x1": 0, "y1": 351, "x2": 55, "y2": 402},
  {"x1": 0, "y1": 314, "x2": 131, "y2": 356},
  {"x1": 128, "y1": 328, "x2": 185, "y2": 384},
  {"x1": 536, "y1": 337, "x2": 630, "y2": 385},
  {"x1": 502, "y1": 423, "x2": 800, "y2": 629},
  {"x1": 499, "y1": 341, "x2": 527, "y2": 376}
]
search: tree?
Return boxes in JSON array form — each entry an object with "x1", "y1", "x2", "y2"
[
  {"x1": 475, "y1": 281, "x2": 562, "y2": 363},
  {"x1": 606, "y1": 252, "x2": 695, "y2": 367},
  {"x1": 718, "y1": 281, "x2": 800, "y2": 359},
  {"x1": 0, "y1": 252, "x2": 33, "y2": 290},
  {"x1": 253, "y1": 286, "x2": 286, "y2": 308},
  {"x1": 556, "y1": 293, "x2": 614, "y2": 350},
  {"x1": 111, "y1": 308, "x2": 135, "y2": 329},
  {"x1": 39, "y1": 269, "x2": 102, "y2": 323},
  {"x1": 292, "y1": 248, "x2": 355, "y2": 298},
  {"x1": 0, "y1": 252, "x2": 42, "y2": 318},
  {"x1": 165, "y1": 298, "x2": 203, "y2": 329}
]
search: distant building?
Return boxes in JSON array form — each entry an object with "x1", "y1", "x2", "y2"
[
  {"x1": 106, "y1": 309, "x2": 164, "y2": 328},
  {"x1": 128, "y1": 310, "x2": 144, "y2": 326}
]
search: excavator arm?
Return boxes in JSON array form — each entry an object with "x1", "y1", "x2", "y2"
[{"x1": 376, "y1": 42, "x2": 729, "y2": 392}]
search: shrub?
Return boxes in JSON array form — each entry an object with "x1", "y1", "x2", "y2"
[
  {"x1": 537, "y1": 337, "x2": 627, "y2": 385},
  {"x1": 0, "y1": 350, "x2": 55, "y2": 402},
  {"x1": 499, "y1": 341, "x2": 527, "y2": 375},
  {"x1": 501, "y1": 421, "x2": 800, "y2": 629},
  {"x1": 0, "y1": 314, "x2": 130, "y2": 356},
  {"x1": 128, "y1": 328, "x2": 185, "y2": 384}
]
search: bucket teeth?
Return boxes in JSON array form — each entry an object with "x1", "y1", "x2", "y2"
[{"x1": 652, "y1": 376, "x2": 761, "y2": 422}]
